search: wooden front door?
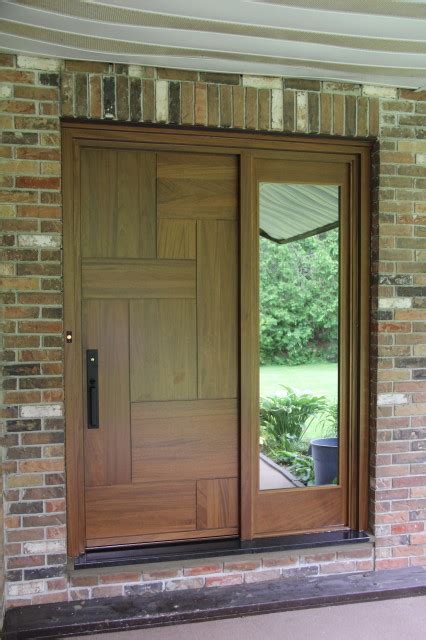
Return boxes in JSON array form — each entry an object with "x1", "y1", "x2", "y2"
[{"x1": 77, "y1": 145, "x2": 239, "y2": 548}]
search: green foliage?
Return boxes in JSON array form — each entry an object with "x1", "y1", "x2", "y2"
[
  {"x1": 260, "y1": 229, "x2": 339, "y2": 365},
  {"x1": 260, "y1": 387, "x2": 328, "y2": 485},
  {"x1": 260, "y1": 386, "x2": 328, "y2": 449},
  {"x1": 317, "y1": 401, "x2": 339, "y2": 438},
  {"x1": 272, "y1": 449, "x2": 315, "y2": 485}
]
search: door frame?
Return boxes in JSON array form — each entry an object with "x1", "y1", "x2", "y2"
[{"x1": 62, "y1": 122, "x2": 371, "y2": 556}]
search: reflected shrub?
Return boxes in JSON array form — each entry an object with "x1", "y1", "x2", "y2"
[{"x1": 260, "y1": 387, "x2": 331, "y2": 485}]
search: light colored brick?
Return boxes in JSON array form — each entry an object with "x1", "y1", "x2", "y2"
[
  {"x1": 363, "y1": 85, "x2": 397, "y2": 99},
  {"x1": 243, "y1": 75, "x2": 282, "y2": 90},
  {"x1": 19, "y1": 404, "x2": 63, "y2": 418},
  {"x1": 271, "y1": 89, "x2": 283, "y2": 130},
  {"x1": 23, "y1": 540, "x2": 65, "y2": 555},
  {"x1": 18, "y1": 234, "x2": 61, "y2": 248},
  {"x1": 296, "y1": 91, "x2": 308, "y2": 132},
  {"x1": 377, "y1": 393, "x2": 409, "y2": 406},
  {"x1": 8, "y1": 581, "x2": 45, "y2": 596},
  {"x1": 155, "y1": 80, "x2": 168, "y2": 123},
  {"x1": 0, "y1": 84, "x2": 12, "y2": 97},
  {"x1": 378, "y1": 298, "x2": 412, "y2": 309},
  {"x1": 17, "y1": 56, "x2": 62, "y2": 72}
]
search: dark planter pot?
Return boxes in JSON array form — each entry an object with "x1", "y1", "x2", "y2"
[{"x1": 310, "y1": 437, "x2": 339, "y2": 486}]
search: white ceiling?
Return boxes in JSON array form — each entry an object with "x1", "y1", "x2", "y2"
[
  {"x1": 0, "y1": 0, "x2": 425, "y2": 88},
  {"x1": 260, "y1": 184, "x2": 339, "y2": 243}
]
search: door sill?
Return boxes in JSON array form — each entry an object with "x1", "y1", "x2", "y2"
[{"x1": 74, "y1": 529, "x2": 370, "y2": 569}]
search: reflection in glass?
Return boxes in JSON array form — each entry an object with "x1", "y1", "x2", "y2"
[{"x1": 258, "y1": 184, "x2": 340, "y2": 490}]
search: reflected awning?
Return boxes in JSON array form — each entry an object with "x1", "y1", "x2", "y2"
[{"x1": 259, "y1": 183, "x2": 339, "y2": 244}]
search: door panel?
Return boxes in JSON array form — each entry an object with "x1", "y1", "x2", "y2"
[
  {"x1": 197, "y1": 478, "x2": 239, "y2": 530},
  {"x1": 81, "y1": 149, "x2": 156, "y2": 259},
  {"x1": 131, "y1": 399, "x2": 238, "y2": 482},
  {"x1": 80, "y1": 148, "x2": 240, "y2": 547},
  {"x1": 157, "y1": 219, "x2": 196, "y2": 259},
  {"x1": 82, "y1": 259, "x2": 196, "y2": 299},
  {"x1": 157, "y1": 153, "x2": 238, "y2": 219},
  {"x1": 197, "y1": 220, "x2": 238, "y2": 399},
  {"x1": 86, "y1": 482, "x2": 196, "y2": 541},
  {"x1": 83, "y1": 299, "x2": 131, "y2": 488},
  {"x1": 130, "y1": 299, "x2": 197, "y2": 402}
]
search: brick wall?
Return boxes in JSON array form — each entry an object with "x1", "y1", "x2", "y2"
[{"x1": 0, "y1": 53, "x2": 425, "y2": 609}]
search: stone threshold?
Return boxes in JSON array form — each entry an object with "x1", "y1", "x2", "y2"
[
  {"x1": 4, "y1": 567, "x2": 426, "y2": 640},
  {"x1": 66, "y1": 539, "x2": 374, "y2": 581},
  {"x1": 73, "y1": 529, "x2": 370, "y2": 569}
]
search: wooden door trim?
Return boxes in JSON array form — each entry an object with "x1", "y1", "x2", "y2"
[
  {"x1": 63, "y1": 130, "x2": 86, "y2": 555},
  {"x1": 245, "y1": 152, "x2": 370, "y2": 538},
  {"x1": 63, "y1": 122, "x2": 371, "y2": 556}
]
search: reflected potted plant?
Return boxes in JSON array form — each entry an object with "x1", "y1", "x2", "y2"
[
  {"x1": 310, "y1": 402, "x2": 339, "y2": 485},
  {"x1": 260, "y1": 387, "x2": 328, "y2": 486}
]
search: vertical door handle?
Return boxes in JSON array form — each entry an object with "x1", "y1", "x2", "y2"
[{"x1": 86, "y1": 349, "x2": 99, "y2": 428}]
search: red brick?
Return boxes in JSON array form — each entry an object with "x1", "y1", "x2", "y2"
[
  {"x1": 205, "y1": 574, "x2": 243, "y2": 588},
  {"x1": 224, "y1": 560, "x2": 262, "y2": 572},
  {"x1": 92, "y1": 585, "x2": 123, "y2": 598},
  {"x1": 184, "y1": 563, "x2": 223, "y2": 577},
  {"x1": 143, "y1": 568, "x2": 181, "y2": 580},
  {"x1": 320, "y1": 561, "x2": 357, "y2": 574},
  {"x1": 0, "y1": 70, "x2": 35, "y2": 83},
  {"x1": 18, "y1": 205, "x2": 61, "y2": 218},
  {"x1": 16, "y1": 147, "x2": 60, "y2": 161},
  {"x1": 0, "y1": 100, "x2": 36, "y2": 113},
  {"x1": 244, "y1": 569, "x2": 281, "y2": 584},
  {"x1": 391, "y1": 523, "x2": 424, "y2": 534},
  {"x1": 16, "y1": 176, "x2": 60, "y2": 190},
  {"x1": 99, "y1": 572, "x2": 142, "y2": 584},
  {"x1": 376, "y1": 558, "x2": 410, "y2": 570}
]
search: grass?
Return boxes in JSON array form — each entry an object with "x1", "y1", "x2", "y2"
[{"x1": 260, "y1": 362, "x2": 338, "y2": 440}]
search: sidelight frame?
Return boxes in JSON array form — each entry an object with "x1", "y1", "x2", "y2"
[{"x1": 62, "y1": 122, "x2": 371, "y2": 557}]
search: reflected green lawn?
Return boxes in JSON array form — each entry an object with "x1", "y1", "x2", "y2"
[{"x1": 260, "y1": 362, "x2": 338, "y2": 440}]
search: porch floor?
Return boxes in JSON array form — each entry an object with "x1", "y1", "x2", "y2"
[{"x1": 73, "y1": 595, "x2": 426, "y2": 640}]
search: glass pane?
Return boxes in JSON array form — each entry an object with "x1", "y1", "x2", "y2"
[{"x1": 258, "y1": 183, "x2": 340, "y2": 490}]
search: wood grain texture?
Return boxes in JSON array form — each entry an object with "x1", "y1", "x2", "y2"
[
  {"x1": 82, "y1": 260, "x2": 196, "y2": 299},
  {"x1": 197, "y1": 220, "x2": 238, "y2": 399},
  {"x1": 252, "y1": 155, "x2": 349, "y2": 538},
  {"x1": 82, "y1": 299, "x2": 131, "y2": 487},
  {"x1": 63, "y1": 124, "x2": 371, "y2": 555},
  {"x1": 239, "y1": 151, "x2": 257, "y2": 541},
  {"x1": 81, "y1": 149, "x2": 156, "y2": 259},
  {"x1": 255, "y1": 487, "x2": 345, "y2": 537},
  {"x1": 130, "y1": 299, "x2": 197, "y2": 402},
  {"x1": 157, "y1": 152, "x2": 238, "y2": 219},
  {"x1": 135, "y1": 398, "x2": 237, "y2": 419},
  {"x1": 63, "y1": 128, "x2": 86, "y2": 555},
  {"x1": 87, "y1": 526, "x2": 238, "y2": 548},
  {"x1": 197, "y1": 478, "x2": 239, "y2": 530},
  {"x1": 157, "y1": 219, "x2": 196, "y2": 259},
  {"x1": 85, "y1": 482, "x2": 196, "y2": 541},
  {"x1": 131, "y1": 399, "x2": 238, "y2": 482}
]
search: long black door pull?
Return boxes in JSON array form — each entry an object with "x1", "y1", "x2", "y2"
[{"x1": 87, "y1": 349, "x2": 99, "y2": 428}]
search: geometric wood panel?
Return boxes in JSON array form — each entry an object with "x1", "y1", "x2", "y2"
[
  {"x1": 129, "y1": 300, "x2": 197, "y2": 402},
  {"x1": 157, "y1": 219, "x2": 196, "y2": 259},
  {"x1": 81, "y1": 149, "x2": 156, "y2": 259},
  {"x1": 82, "y1": 260, "x2": 196, "y2": 299},
  {"x1": 157, "y1": 153, "x2": 238, "y2": 220},
  {"x1": 197, "y1": 478, "x2": 239, "y2": 530},
  {"x1": 85, "y1": 481, "x2": 196, "y2": 541},
  {"x1": 131, "y1": 399, "x2": 238, "y2": 482},
  {"x1": 197, "y1": 220, "x2": 238, "y2": 399},
  {"x1": 255, "y1": 486, "x2": 345, "y2": 537},
  {"x1": 79, "y1": 144, "x2": 240, "y2": 548},
  {"x1": 82, "y1": 299, "x2": 131, "y2": 488}
]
